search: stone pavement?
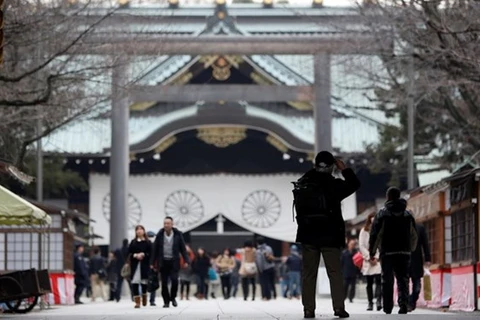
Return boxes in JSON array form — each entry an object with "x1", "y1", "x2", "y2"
[{"x1": 2, "y1": 297, "x2": 478, "y2": 320}]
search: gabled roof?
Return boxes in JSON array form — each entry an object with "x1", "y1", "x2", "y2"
[{"x1": 44, "y1": 3, "x2": 388, "y2": 156}]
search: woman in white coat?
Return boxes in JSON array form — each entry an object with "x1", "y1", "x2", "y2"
[{"x1": 359, "y1": 212, "x2": 382, "y2": 311}]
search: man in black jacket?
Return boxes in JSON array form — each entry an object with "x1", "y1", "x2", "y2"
[
  {"x1": 409, "y1": 223, "x2": 431, "y2": 312},
  {"x1": 74, "y1": 244, "x2": 89, "y2": 304},
  {"x1": 296, "y1": 151, "x2": 361, "y2": 319},
  {"x1": 369, "y1": 187, "x2": 418, "y2": 315},
  {"x1": 150, "y1": 216, "x2": 190, "y2": 308},
  {"x1": 114, "y1": 239, "x2": 130, "y2": 302}
]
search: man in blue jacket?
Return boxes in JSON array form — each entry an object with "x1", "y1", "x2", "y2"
[{"x1": 286, "y1": 245, "x2": 302, "y2": 299}]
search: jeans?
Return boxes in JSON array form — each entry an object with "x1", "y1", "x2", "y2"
[
  {"x1": 197, "y1": 275, "x2": 207, "y2": 297},
  {"x1": 381, "y1": 254, "x2": 410, "y2": 313},
  {"x1": 287, "y1": 271, "x2": 301, "y2": 297},
  {"x1": 260, "y1": 268, "x2": 276, "y2": 300},
  {"x1": 231, "y1": 275, "x2": 239, "y2": 298},
  {"x1": 281, "y1": 277, "x2": 289, "y2": 298}
]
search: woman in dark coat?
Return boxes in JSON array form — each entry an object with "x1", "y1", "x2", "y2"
[
  {"x1": 129, "y1": 225, "x2": 152, "y2": 308},
  {"x1": 192, "y1": 247, "x2": 210, "y2": 299}
]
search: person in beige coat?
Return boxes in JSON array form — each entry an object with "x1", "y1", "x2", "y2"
[
  {"x1": 359, "y1": 212, "x2": 382, "y2": 311},
  {"x1": 238, "y1": 240, "x2": 258, "y2": 301},
  {"x1": 215, "y1": 248, "x2": 236, "y2": 299}
]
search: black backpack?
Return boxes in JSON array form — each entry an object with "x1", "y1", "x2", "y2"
[{"x1": 291, "y1": 179, "x2": 333, "y2": 224}]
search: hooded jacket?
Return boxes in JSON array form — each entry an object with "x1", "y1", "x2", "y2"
[
  {"x1": 295, "y1": 168, "x2": 361, "y2": 248},
  {"x1": 369, "y1": 199, "x2": 418, "y2": 257}
]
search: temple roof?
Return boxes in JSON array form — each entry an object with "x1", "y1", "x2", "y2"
[{"x1": 44, "y1": 2, "x2": 391, "y2": 156}]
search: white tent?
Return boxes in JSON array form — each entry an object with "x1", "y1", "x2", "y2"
[{"x1": 0, "y1": 185, "x2": 52, "y2": 226}]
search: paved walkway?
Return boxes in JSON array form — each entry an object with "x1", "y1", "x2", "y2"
[{"x1": 2, "y1": 296, "x2": 478, "y2": 320}]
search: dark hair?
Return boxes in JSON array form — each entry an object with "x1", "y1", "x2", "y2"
[
  {"x1": 93, "y1": 247, "x2": 100, "y2": 255},
  {"x1": 364, "y1": 212, "x2": 376, "y2": 232},
  {"x1": 223, "y1": 247, "x2": 232, "y2": 256},
  {"x1": 256, "y1": 237, "x2": 265, "y2": 245},
  {"x1": 122, "y1": 239, "x2": 129, "y2": 247},
  {"x1": 196, "y1": 247, "x2": 209, "y2": 258},
  {"x1": 134, "y1": 225, "x2": 149, "y2": 241},
  {"x1": 386, "y1": 187, "x2": 401, "y2": 200},
  {"x1": 165, "y1": 216, "x2": 173, "y2": 222},
  {"x1": 244, "y1": 240, "x2": 254, "y2": 248}
]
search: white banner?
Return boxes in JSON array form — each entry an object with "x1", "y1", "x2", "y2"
[{"x1": 89, "y1": 173, "x2": 357, "y2": 245}]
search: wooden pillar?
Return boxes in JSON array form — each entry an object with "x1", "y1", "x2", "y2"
[
  {"x1": 110, "y1": 59, "x2": 130, "y2": 250},
  {"x1": 313, "y1": 54, "x2": 332, "y2": 154}
]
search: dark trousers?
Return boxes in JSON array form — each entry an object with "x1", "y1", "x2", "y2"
[
  {"x1": 160, "y1": 260, "x2": 179, "y2": 305},
  {"x1": 180, "y1": 280, "x2": 191, "y2": 298},
  {"x1": 220, "y1": 274, "x2": 232, "y2": 299},
  {"x1": 74, "y1": 282, "x2": 85, "y2": 302},
  {"x1": 109, "y1": 281, "x2": 116, "y2": 301},
  {"x1": 302, "y1": 245, "x2": 345, "y2": 313},
  {"x1": 150, "y1": 290, "x2": 156, "y2": 304},
  {"x1": 115, "y1": 277, "x2": 132, "y2": 301},
  {"x1": 366, "y1": 274, "x2": 382, "y2": 304},
  {"x1": 131, "y1": 283, "x2": 147, "y2": 296},
  {"x1": 343, "y1": 276, "x2": 356, "y2": 302},
  {"x1": 409, "y1": 276, "x2": 422, "y2": 308},
  {"x1": 260, "y1": 268, "x2": 276, "y2": 300},
  {"x1": 381, "y1": 254, "x2": 410, "y2": 313},
  {"x1": 197, "y1": 275, "x2": 207, "y2": 296},
  {"x1": 231, "y1": 275, "x2": 239, "y2": 297},
  {"x1": 241, "y1": 277, "x2": 256, "y2": 300}
]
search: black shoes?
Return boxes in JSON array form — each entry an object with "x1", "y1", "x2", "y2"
[
  {"x1": 150, "y1": 302, "x2": 156, "y2": 306},
  {"x1": 377, "y1": 302, "x2": 383, "y2": 311},
  {"x1": 304, "y1": 310, "x2": 315, "y2": 318},
  {"x1": 399, "y1": 306, "x2": 408, "y2": 314},
  {"x1": 163, "y1": 303, "x2": 169, "y2": 308},
  {"x1": 334, "y1": 309, "x2": 350, "y2": 318},
  {"x1": 171, "y1": 299, "x2": 178, "y2": 307},
  {"x1": 367, "y1": 302, "x2": 373, "y2": 311}
]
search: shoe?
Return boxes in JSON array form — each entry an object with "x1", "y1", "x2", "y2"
[
  {"x1": 384, "y1": 310, "x2": 392, "y2": 314},
  {"x1": 399, "y1": 306, "x2": 408, "y2": 314},
  {"x1": 377, "y1": 302, "x2": 383, "y2": 311},
  {"x1": 367, "y1": 302, "x2": 373, "y2": 311},
  {"x1": 142, "y1": 294, "x2": 147, "y2": 307},
  {"x1": 171, "y1": 299, "x2": 178, "y2": 307},
  {"x1": 334, "y1": 309, "x2": 350, "y2": 318},
  {"x1": 74, "y1": 301, "x2": 83, "y2": 305},
  {"x1": 150, "y1": 302, "x2": 156, "y2": 306},
  {"x1": 304, "y1": 310, "x2": 315, "y2": 318},
  {"x1": 134, "y1": 296, "x2": 141, "y2": 309},
  {"x1": 408, "y1": 305, "x2": 416, "y2": 312},
  {"x1": 163, "y1": 303, "x2": 169, "y2": 308}
]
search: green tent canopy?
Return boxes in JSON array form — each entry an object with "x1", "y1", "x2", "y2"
[{"x1": 0, "y1": 185, "x2": 52, "y2": 226}]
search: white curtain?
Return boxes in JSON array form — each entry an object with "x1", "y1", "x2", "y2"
[{"x1": 89, "y1": 173, "x2": 357, "y2": 245}]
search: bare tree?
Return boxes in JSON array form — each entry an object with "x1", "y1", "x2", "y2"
[
  {"x1": 353, "y1": 0, "x2": 480, "y2": 179},
  {"x1": 0, "y1": 0, "x2": 169, "y2": 168}
]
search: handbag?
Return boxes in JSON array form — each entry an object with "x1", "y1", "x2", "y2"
[
  {"x1": 244, "y1": 262, "x2": 257, "y2": 275},
  {"x1": 147, "y1": 271, "x2": 160, "y2": 293},
  {"x1": 121, "y1": 254, "x2": 132, "y2": 279},
  {"x1": 423, "y1": 268, "x2": 432, "y2": 301},
  {"x1": 352, "y1": 251, "x2": 363, "y2": 269}
]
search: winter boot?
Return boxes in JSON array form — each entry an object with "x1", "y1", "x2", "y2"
[
  {"x1": 142, "y1": 294, "x2": 147, "y2": 307},
  {"x1": 134, "y1": 296, "x2": 141, "y2": 308}
]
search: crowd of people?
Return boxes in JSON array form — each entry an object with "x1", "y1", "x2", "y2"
[
  {"x1": 72, "y1": 151, "x2": 431, "y2": 319},
  {"x1": 73, "y1": 226, "x2": 305, "y2": 307}
]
